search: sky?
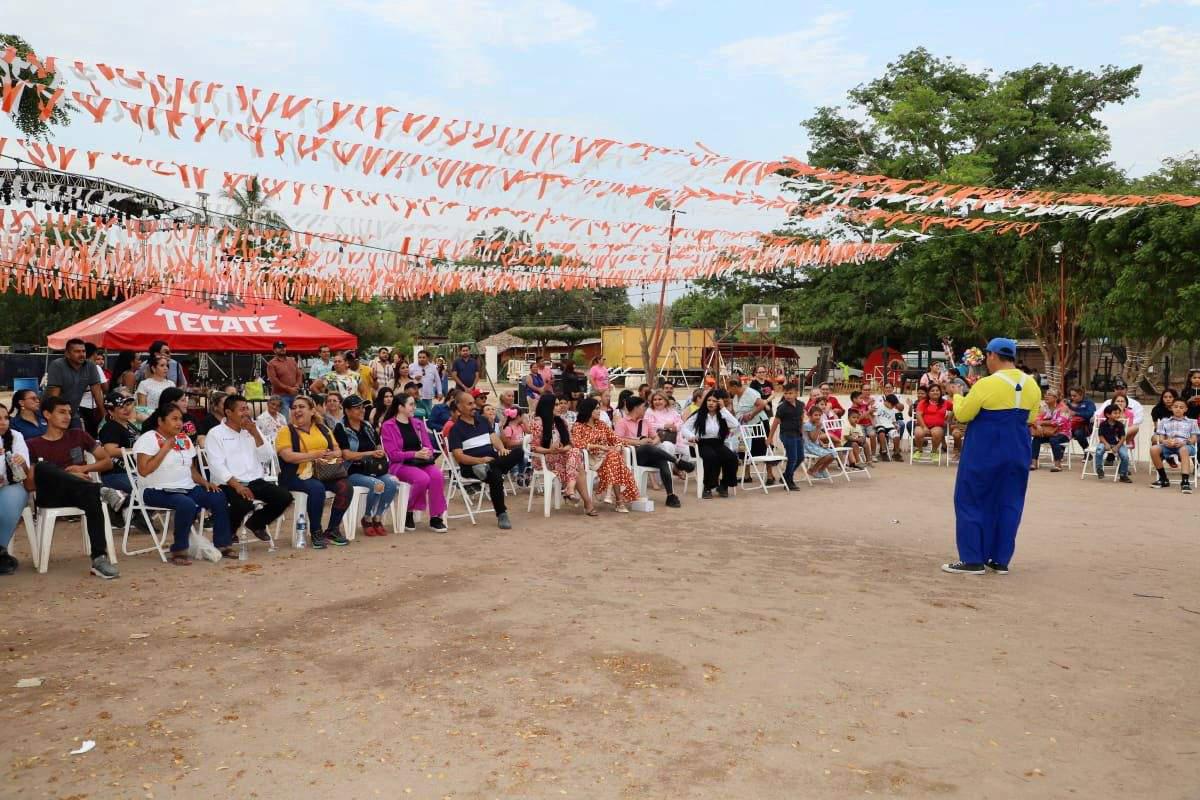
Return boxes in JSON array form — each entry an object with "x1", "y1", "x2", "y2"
[{"x1": 2, "y1": 0, "x2": 1197, "y2": 304}]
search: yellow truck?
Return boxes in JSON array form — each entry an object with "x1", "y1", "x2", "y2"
[{"x1": 600, "y1": 326, "x2": 715, "y2": 372}]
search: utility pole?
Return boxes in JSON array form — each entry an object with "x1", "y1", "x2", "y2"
[{"x1": 648, "y1": 199, "x2": 684, "y2": 380}]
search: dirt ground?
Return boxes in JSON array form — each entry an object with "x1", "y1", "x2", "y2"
[{"x1": 2, "y1": 461, "x2": 1199, "y2": 800}]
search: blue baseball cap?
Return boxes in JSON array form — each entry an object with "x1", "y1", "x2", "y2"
[{"x1": 985, "y1": 337, "x2": 1018, "y2": 359}]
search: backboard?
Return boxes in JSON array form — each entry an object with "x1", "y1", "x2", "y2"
[{"x1": 742, "y1": 304, "x2": 780, "y2": 334}]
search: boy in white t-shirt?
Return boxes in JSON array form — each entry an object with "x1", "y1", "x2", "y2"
[{"x1": 873, "y1": 394, "x2": 903, "y2": 461}]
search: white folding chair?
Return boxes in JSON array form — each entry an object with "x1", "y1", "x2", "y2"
[
  {"x1": 908, "y1": 424, "x2": 948, "y2": 466},
  {"x1": 434, "y1": 430, "x2": 488, "y2": 525},
  {"x1": 1033, "y1": 434, "x2": 1072, "y2": 470},
  {"x1": 623, "y1": 445, "x2": 663, "y2": 498},
  {"x1": 822, "y1": 417, "x2": 867, "y2": 481},
  {"x1": 738, "y1": 422, "x2": 789, "y2": 494},
  {"x1": 525, "y1": 434, "x2": 565, "y2": 517},
  {"x1": 683, "y1": 441, "x2": 703, "y2": 499},
  {"x1": 119, "y1": 449, "x2": 189, "y2": 561}
]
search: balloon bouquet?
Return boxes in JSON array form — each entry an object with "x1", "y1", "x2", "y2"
[{"x1": 963, "y1": 346, "x2": 986, "y2": 385}]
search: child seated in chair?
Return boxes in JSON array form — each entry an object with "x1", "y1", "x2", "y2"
[
  {"x1": 844, "y1": 408, "x2": 869, "y2": 470},
  {"x1": 803, "y1": 405, "x2": 836, "y2": 480},
  {"x1": 1095, "y1": 404, "x2": 1132, "y2": 483},
  {"x1": 849, "y1": 391, "x2": 877, "y2": 462},
  {"x1": 874, "y1": 394, "x2": 904, "y2": 461}
]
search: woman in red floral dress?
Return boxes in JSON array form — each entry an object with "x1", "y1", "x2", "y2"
[{"x1": 571, "y1": 398, "x2": 641, "y2": 513}]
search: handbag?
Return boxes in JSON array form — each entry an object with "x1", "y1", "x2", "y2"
[
  {"x1": 354, "y1": 423, "x2": 390, "y2": 476},
  {"x1": 289, "y1": 424, "x2": 349, "y2": 481}
]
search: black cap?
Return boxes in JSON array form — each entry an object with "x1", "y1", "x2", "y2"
[
  {"x1": 273, "y1": 340, "x2": 286, "y2": 348},
  {"x1": 104, "y1": 390, "x2": 136, "y2": 408},
  {"x1": 342, "y1": 395, "x2": 366, "y2": 409},
  {"x1": 1113, "y1": 378, "x2": 1127, "y2": 388}
]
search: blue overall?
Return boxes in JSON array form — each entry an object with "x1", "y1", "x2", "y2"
[{"x1": 953, "y1": 373, "x2": 1031, "y2": 566}]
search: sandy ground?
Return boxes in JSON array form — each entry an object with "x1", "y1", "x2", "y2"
[{"x1": 2, "y1": 460, "x2": 1199, "y2": 800}]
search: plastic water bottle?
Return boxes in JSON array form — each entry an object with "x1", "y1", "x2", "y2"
[
  {"x1": 238, "y1": 539, "x2": 249, "y2": 561},
  {"x1": 294, "y1": 511, "x2": 308, "y2": 549}
]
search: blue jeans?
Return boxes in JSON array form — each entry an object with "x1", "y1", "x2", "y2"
[
  {"x1": 280, "y1": 394, "x2": 294, "y2": 413},
  {"x1": 1095, "y1": 443, "x2": 1129, "y2": 476},
  {"x1": 142, "y1": 485, "x2": 233, "y2": 552},
  {"x1": 347, "y1": 472, "x2": 402, "y2": 517},
  {"x1": 284, "y1": 475, "x2": 351, "y2": 534},
  {"x1": 1033, "y1": 434, "x2": 1068, "y2": 463},
  {"x1": 781, "y1": 434, "x2": 803, "y2": 483},
  {"x1": 0, "y1": 483, "x2": 29, "y2": 549},
  {"x1": 101, "y1": 471, "x2": 132, "y2": 495}
]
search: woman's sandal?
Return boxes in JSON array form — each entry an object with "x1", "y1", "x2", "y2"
[
  {"x1": 169, "y1": 552, "x2": 193, "y2": 566},
  {"x1": 584, "y1": 507, "x2": 599, "y2": 517}
]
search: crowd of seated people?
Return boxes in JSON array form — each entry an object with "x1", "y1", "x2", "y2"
[{"x1": 6, "y1": 340, "x2": 1193, "y2": 581}]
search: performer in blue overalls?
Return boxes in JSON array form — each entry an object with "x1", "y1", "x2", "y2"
[{"x1": 942, "y1": 338, "x2": 1041, "y2": 575}]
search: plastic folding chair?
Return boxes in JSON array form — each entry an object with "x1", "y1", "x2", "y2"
[
  {"x1": 524, "y1": 434, "x2": 565, "y2": 517},
  {"x1": 434, "y1": 430, "x2": 488, "y2": 525},
  {"x1": 822, "y1": 417, "x2": 868, "y2": 481},
  {"x1": 622, "y1": 445, "x2": 663, "y2": 499},
  {"x1": 119, "y1": 449, "x2": 190, "y2": 561},
  {"x1": 738, "y1": 422, "x2": 789, "y2": 494}
]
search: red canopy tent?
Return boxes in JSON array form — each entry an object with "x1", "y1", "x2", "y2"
[{"x1": 47, "y1": 293, "x2": 357, "y2": 352}]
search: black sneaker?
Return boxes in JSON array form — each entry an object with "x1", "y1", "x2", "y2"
[
  {"x1": 311, "y1": 530, "x2": 328, "y2": 550},
  {"x1": 1095, "y1": 469, "x2": 1105, "y2": 480},
  {"x1": 784, "y1": 479, "x2": 799, "y2": 491},
  {"x1": 1183, "y1": 482, "x2": 1193, "y2": 495},
  {"x1": 1119, "y1": 475, "x2": 1133, "y2": 484},
  {"x1": 249, "y1": 528, "x2": 271, "y2": 542},
  {"x1": 326, "y1": 530, "x2": 349, "y2": 546},
  {"x1": 941, "y1": 561, "x2": 985, "y2": 575},
  {"x1": 1105, "y1": 453, "x2": 1116, "y2": 466},
  {"x1": 0, "y1": 546, "x2": 16, "y2": 575},
  {"x1": 405, "y1": 512, "x2": 417, "y2": 531},
  {"x1": 715, "y1": 487, "x2": 729, "y2": 498},
  {"x1": 765, "y1": 477, "x2": 776, "y2": 486},
  {"x1": 429, "y1": 517, "x2": 448, "y2": 532},
  {"x1": 985, "y1": 560, "x2": 1009, "y2": 575},
  {"x1": 701, "y1": 489, "x2": 713, "y2": 499},
  {"x1": 677, "y1": 459, "x2": 696, "y2": 473},
  {"x1": 1151, "y1": 478, "x2": 1170, "y2": 489},
  {"x1": 665, "y1": 494, "x2": 681, "y2": 508}
]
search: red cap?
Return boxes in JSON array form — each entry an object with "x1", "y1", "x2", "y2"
[{"x1": 470, "y1": 388, "x2": 489, "y2": 398}]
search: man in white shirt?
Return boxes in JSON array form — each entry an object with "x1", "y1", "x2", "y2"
[
  {"x1": 410, "y1": 349, "x2": 442, "y2": 416},
  {"x1": 204, "y1": 395, "x2": 292, "y2": 540}
]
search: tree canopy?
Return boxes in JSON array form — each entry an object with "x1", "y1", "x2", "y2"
[{"x1": 673, "y1": 48, "x2": 1197, "y2": 389}]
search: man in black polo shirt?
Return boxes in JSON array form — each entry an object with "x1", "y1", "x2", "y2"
[
  {"x1": 768, "y1": 383, "x2": 805, "y2": 491},
  {"x1": 447, "y1": 391, "x2": 524, "y2": 530},
  {"x1": 45, "y1": 338, "x2": 104, "y2": 429}
]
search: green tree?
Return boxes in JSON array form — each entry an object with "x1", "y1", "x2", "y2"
[
  {"x1": 776, "y1": 48, "x2": 1158, "y2": 385},
  {"x1": 0, "y1": 33, "x2": 73, "y2": 139},
  {"x1": 802, "y1": 48, "x2": 1139, "y2": 188}
]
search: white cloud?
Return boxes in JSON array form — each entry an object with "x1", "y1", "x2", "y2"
[
  {"x1": 713, "y1": 12, "x2": 868, "y2": 97},
  {"x1": 1106, "y1": 24, "x2": 1200, "y2": 174},
  {"x1": 351, "y1": 0, "x2": 596, "y2": 87}
]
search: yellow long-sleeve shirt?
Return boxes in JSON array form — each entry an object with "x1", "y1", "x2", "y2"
[{"x1": 951, "y1": 369, "x2": 1042, "y2": 424}]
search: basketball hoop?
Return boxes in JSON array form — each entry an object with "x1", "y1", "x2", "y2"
[{"x1": 742, "y1": 304, "x2": 780, "y2": 334}]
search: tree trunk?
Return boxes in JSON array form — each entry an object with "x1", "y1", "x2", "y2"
[{"x1": 1120, "y1": 336, "x2": 1170, "y2": 397}]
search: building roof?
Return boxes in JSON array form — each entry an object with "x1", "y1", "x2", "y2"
[{"x1": 478, "y1": 325, "x2": 587, "y2": 352}]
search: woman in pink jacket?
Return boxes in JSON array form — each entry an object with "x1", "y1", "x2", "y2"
[{"x1": 381, "y1": 394, "x2": 448, "y2": 533}]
